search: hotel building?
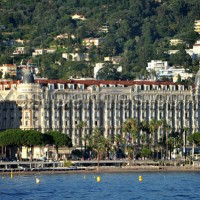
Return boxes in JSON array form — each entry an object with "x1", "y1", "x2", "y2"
[{"x1": 0, "y1": 68, "x2": 199, "y2": 147}]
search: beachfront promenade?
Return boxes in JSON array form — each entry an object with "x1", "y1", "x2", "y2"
[
  {"x1": 0, "y1": 159, "x2": 200, "y2": 174},
  {"x1": 1, "y1": 159, "x2": 199, "y2": 173},
  {"x1": 0, "y1": 160, "x2": 160, "y2": 172}
]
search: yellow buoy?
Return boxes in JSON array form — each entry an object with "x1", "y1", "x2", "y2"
[
  {"x1": 10, "y1": 169, "x2": 13, "y2": 179},
  {"x1": 138, "y1": 175, "x2": 143, "y2": 182},
  {"x1": 36, "y1": 177, "x2": 40, "y2": 184},
  {"x1": 97, "y1": 176, "x2": 101, "y2": 182}
]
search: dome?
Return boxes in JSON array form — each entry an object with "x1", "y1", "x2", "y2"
[{"x1": 22, "y1": 68, "x2": 34, "y2": 84}]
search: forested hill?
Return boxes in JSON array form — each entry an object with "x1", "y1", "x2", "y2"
[{"x1": 0, "y1": 0, "x2": 200, "y2": 80}]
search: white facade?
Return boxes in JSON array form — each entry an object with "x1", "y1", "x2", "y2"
[
  {"x1": 71, "y1": 14, "x2": 86, "y2": 20},
  {"x1": 192, "y1": 40, "x2": 200, "y2": 55},
  {"x1": 147, "y1": 60, "x2": 169, "y2": 72},
  {"x1": 0, "y1": 64, "x2": 17, "y2": 78},
  {"x1": 104, "y1": 56, "x2": 122, "y2": 64},
  {"x1": 94, "y1": 63, "x2": 122, "y2": 79},
  {"x1": 82, "y1": 38, "x2": 104, "y2": 48},
  {"x1": 157, "y1": 67, "x2": 193, "y2": 82},
  {"x1": 62, "y1": 53, "x2": 90, "y2": 61},
  {"x1": 170, "y1": 39, "x2": 183, "y2": 46},
  {"x1": 54, "y1": 33, "x2": 75, "y2": 40},
  {"x1": 194, "y1": 20, "x2": 200, "y2": 34},
  {"x1": 94, "y1": 63, "x2": 104, "y2": 78},
  {"x1": 13, "y1": 47, "x2": 26, "y2": 55},
  {"x1": 32, "y1": 48, "x2": 56, "y2": 57},
  {"x1": 0, "y1": 75, "x2": 199, "y2": 148}
]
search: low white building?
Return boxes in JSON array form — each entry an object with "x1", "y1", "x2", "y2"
[
  {"x1": 157, "y1": 67, "x2": 193, "y2": 82},
  {"x1": 0, "y1": 64, "x2": 17, "y2": 78},
  {"x1": 32, "y1": 48, "x2": 56, "y2": 57},
  {"x1": 94, "y1": 63, "x2": 104, "y2": 78},
  {"x1": 104, "y1": 56, "x2": 122, "y2": 64},
  {"x1": 170, "y1": 39, "x2": 184, "y2": 46},
  {"x1": 94, "y1": 63, "x2": 122, "y2": 79},
  {"x1": 194, "y1": 20, "x2": 200, "y2": 34},
  {"x1": 13, "y1": 47, "x2": 26, "y2": 55},
  {"x1": 82, "y1": 38, "x2": 104, "y2": 48},
  {"x1": 54, "y1": 33, "x2": 75, "y2": 40},
  {"x1": 192, "y1": 40, "x2": 200, "y2": 55},
  {"x1": 71, "y1": 14, "x2": 86, "y2": 20},
  {"x1": 168, "y1": 40, "x2": 200, "y2": 58},
  {"x1": 147, "y1": 60, "x2": 169, "y2": 72},
  {"x1": 62, "y1": 53, "x2": 90, "y2": 61}
]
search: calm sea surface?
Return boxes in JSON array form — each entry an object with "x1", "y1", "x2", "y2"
[{"x1": 0, "y1": 172, "x2": 199, "y2": 200}]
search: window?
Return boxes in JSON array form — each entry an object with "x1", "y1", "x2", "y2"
[
  {"x1": 95, "y1": 111, "x2": 99, "y2": 118},
  {"x1": 142, "y1": 112, "x2": 145, "y2": 118},
  {"x1": 145, "y1": 85, "x2": 150, "y2": 91},
  {"x1": 100, "y1": 84, "x2": 107, "y2": 87},
  {"x1": 117, "y1": 84, "x2": 124, "y2": 87},
  {"x1": 170, "y1": 85, "x2": 175, "y2": 91},
  {"x1": 162, "y1": 85, "x2": 167, "y2": 90},
  {"x1": 107, "y1": 120, "x2": 111, "y2": 126},
  {"x1": 153, "y1": 85, "x2": 158, "y2": 90},
  {"x1": 25, "y1": 112, "x2": 29, "y2": 118},
  {"x1": 136, "y1": 85, "x2": 141, "y2": 91},
  {"x1": 11, "y1": 84, "x2": 16, "y2": 89},
  {"x1": 179, "y1": 85, "x2": 184, "y2": 91},
  {"x1": 4, "y1": 85, "x2": 9, "y2": 90},
  {"x1": 85, "y1": 111, "x2": 89, "y2": 118},
  {"x1": 48, "y1": 84, "x2": 54, "y2": 90},
  {"x1": 78, "y1": 84, "x2": 85, "y2": 90},
  {"x1": 58, "y1": 84, "x2": 64, "y2": 90},
  {"x1": 75, "y1": 112, "x2": 79, "y2": 118},
  {"x1": 68, "y1": 84, "x2": 74, "y2": 90}
]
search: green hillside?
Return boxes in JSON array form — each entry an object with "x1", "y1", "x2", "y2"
[{"x1": 0, "y1": 0, "x2": 200, "y2": 80}]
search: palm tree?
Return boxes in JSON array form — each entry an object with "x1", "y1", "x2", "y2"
[
  {"x1": 89, "y1": 127, "x2": 106, "y2": 170},
  {"x1": 168, "y1": 137, "x2": 175, "y2": 160},
  {"x1": 188, "y1": 132, "x2": 200, "y2": 158},
  {"x1": 114, "y1": 134, "x2": 124, "y2": 159},
  {"x1": 105, "y1": 136, "x2": 113, "y2": 159},
  {"x1": 160, "y1": 120, "x2": 171, "y2": 159},
  {"x1": 122, "y1": 118, "x2": 138, "y2": 163},
  {"x1": 82, "y1": 133, "x2": 89, "y2": 159},
  {"x1": 168, "y1": 131, "x2": 183, "y2": 160},
  {"x1": 149, "y1": 119, "x2": 162, "y2": 159},
  {"x1": 139, "y1": 120, "x2": 150, "y2": 147},
  {"x1": 77, "y1": 121, "x2": 86, "y2": 158}
]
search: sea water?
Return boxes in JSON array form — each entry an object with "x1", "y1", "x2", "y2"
[{"x1": 0, "y1": 172, "x2": 199, "y2": 200}]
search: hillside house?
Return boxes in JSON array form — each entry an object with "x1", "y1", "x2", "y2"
[
  {"x1": 71, "y1": 14, "x2": 86, "y2": 20},
  {"x1": 62, "y1": 53, "x2": 90, "y2": 61},
  {"x1": 82, "y1": 38, "x2": 104, "y2": 48},
  {"x1": 0, "y1": 64, "x2": 17, "y2": 78}
]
